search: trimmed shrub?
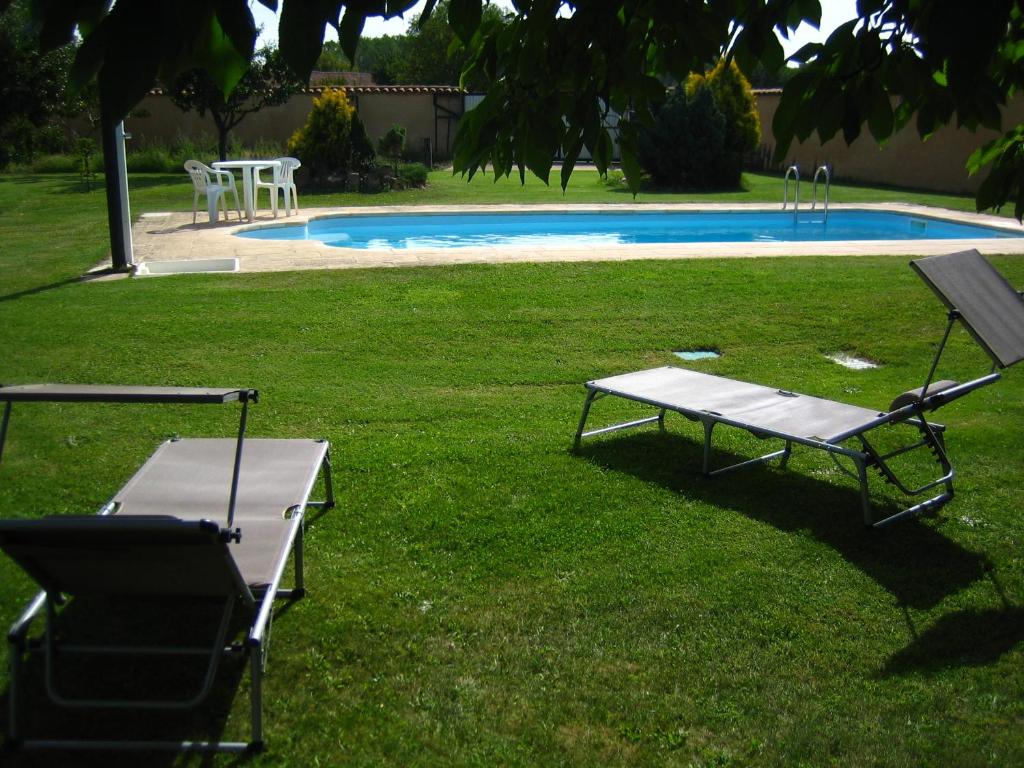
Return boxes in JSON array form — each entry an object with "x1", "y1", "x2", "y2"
[
  {"x1": 686, "y1": 59, "x2": 761, "y2": 186},
  {"x1": 377, "y1": 124, "x2": 406, "y2": 172},
  {"x1": 398, "y1": 162, "x2": 428, "y2": 188},
  {"x1": 637, "y1": 85, "x2": 726, "y2": 189},
  {"x1": 287, "y1": 88, "x2": 356, "y2": 184},
  {"x1": 350, "y1": 114, "x2": 375, "y2": 173},
  {"x1": 638, "y1": 60, "x2": 761, "y2": 190}
]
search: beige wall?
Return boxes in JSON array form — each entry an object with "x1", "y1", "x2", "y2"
[
  {"x1": 753, "y1": 90, "x2": 1024, "y2": 195},
  {"x1": 123, "y1": 90, "x2": 464, "y2": 161},
  {"x1": 118, "y1": 89, "x2": 1018, "y2": 193}
]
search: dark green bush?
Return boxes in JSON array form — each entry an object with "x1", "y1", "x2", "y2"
[
  {"x1": 637, "y1": 85, "x2": 726, "y2": 189},
  {"x1": 0, "y1": 117, "x2": 69, "y2": 169},
  {"x1": 350, "y1": 114, "x2": 375, "y2": 173},
  {"x1": 687, "y1": 60, "x2": 761, "y2": 186},
  {"x1": 377, "y1": 124, "x2": 406, "y2": 173},
  {"x1": 287, "y1": 89, "x2": 356, "y2": 184},
  {"x1": 398, "y1": 163, "x2": 428, "y2": 188},
  {"x1": 638, "y1": 59, "x2": 761, "y2": 190},
  {"x1": 26, "y1": 153, "x2": 78, "y2": 173},
  {"x1": 126, "y1": 145, "x2": 175, "y2": 173}
]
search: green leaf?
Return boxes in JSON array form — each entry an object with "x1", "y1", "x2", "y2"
[
  {"x1": 417, "y1": 0, "x2": 439, "y2": 27},
  {"x1": 338, "y1": 8, "x2": 367, "y2": 63},
  {"x1": 968, "y1": 135, "x2": 1009, "y2": 174},
  {"x1": 196, "y1": 13, "x2": 252, "y2": 99},
  {"x1": 279, "y1": 0, "x2": 338, "y2": 76},
  {"x1": 448, "y1": 0, "x2": 481, "y2": 44},
  {"x1": 36, "y1": 0, "x2": 107, "y2": 52},
  {"x1": 560, "y1": 134, "x2": 583, "y2": 192},
  {"x1": 592, "y1": 130, "x2": 612, "y2": 175},
  {"x1": 867, "y1": 89, "x2": 894, "y2": 142},
  {"x1": 215, "y1": 0, "x2": 258, "y2": 63}
]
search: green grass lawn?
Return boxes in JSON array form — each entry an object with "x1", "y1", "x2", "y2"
[{"x1": 0, "y1": 172, "x2": 1022, "y2": 766}]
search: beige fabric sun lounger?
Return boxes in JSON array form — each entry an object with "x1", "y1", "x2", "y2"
[
  {"x1": 0, "y1": 385, "x2": 334, "y2": 754},
  {"x1": 574, "y1": 250, "x2": 1024, "y2": 527}
]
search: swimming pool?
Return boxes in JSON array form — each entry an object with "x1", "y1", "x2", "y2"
[{"x1": 236, "y1": 209, "x2": 1019, "y2": 249}]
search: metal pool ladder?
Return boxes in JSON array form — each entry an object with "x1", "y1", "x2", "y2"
[
  {"x1": 782, "y1": 165, "x2": 800, "y2": 212},
  {"x1": 811, "y1": 164, "x2": 831, "y2": 218}
]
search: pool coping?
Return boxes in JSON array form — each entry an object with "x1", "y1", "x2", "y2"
[{"x1": 130, "y1": 202, "x2": 1024, "y2": 275}]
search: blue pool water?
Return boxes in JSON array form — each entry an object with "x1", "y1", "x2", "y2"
[{"x1": 236, "y1": 210, "x2": 1018, "y2": 249}]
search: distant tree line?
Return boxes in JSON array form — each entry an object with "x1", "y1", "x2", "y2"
[{"x1": 314, "y1": 0, "x2": 508, "y2": 87}]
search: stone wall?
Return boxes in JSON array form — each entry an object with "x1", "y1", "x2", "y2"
[
  {"x1": 124, "y1": 86, "x2": 464, "y2": 163},
  {"x1": 753, "y1": 90, "x2": 1024, "y2": 195},
  {"x1": 119, "y1": 86, "x2": 1020, "y2": 193}
]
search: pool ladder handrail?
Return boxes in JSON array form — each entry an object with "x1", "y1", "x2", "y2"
[
  {"x1": 782, "y1": 165, "x2": 800, "y2": 212},
  {"x1": 811, "y1": 164, "x2": 831, "y2": 217}
]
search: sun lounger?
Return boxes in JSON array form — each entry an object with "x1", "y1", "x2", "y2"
[
  {"x1": 0, "y1": 384, "x2": 334, "y2": 753},
  {"x1": 574, "y1": 249, "x2": 1024, "y2": 527}
]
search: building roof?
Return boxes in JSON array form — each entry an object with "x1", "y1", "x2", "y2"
[
  {"x1": 147, "y1": 84, "x2": 464, "y2": 96},
  {"x1": 305, "y1": 85, "x2": 464, "y2": 95}
]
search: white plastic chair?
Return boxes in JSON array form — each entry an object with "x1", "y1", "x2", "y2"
[
  {"x1": 184, "y1": 160, "x2": 242, "y2": 224},
  {"x1": 254, "y1": 157, "x2": 301, "y2": 217}
]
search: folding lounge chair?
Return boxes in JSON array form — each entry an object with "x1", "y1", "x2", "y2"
[
  {"x1": 574, "y1": 249, "x2": 1024, "y2": 528},
  {"x1": 0, "y1": 384, "x2": 334, "y2": 753}
]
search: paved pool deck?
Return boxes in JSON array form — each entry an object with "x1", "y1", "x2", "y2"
[{"x1": 130, "y1": 203, "x2": 1024, "y2": 275}]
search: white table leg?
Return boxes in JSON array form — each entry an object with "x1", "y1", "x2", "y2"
[{"x1": 242, "y1": 167, "x2": 255, "y2": 221}]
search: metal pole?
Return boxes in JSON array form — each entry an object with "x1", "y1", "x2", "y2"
[
  {"x1": 920, "y1": 312, "x2": 959, "y2": 403},
  {"x1": 100, "y1": 110, "x2": 131, "y2": 271},
  {"x1": 226, "y1": 397, "x2": 249, "y2": 528},
  {"x1": 115, "y1": 122, "x2": 134, "y2": 267}
]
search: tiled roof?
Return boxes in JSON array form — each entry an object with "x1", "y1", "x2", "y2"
[
  {"x1": 306, "y1": 85, "x2": 463, "y2": 94},
  {"x1": 148, "y1": 84, "x2": 464, "y2": 96}
]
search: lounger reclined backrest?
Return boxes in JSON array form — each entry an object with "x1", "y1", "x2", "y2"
[
  {"x1": 911, "y1": 249, "x2": 1024, "y2": 369},
  {"x1": 0, "y1": 516, "x2": 248, "y2": 598}
]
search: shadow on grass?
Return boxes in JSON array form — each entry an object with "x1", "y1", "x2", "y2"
[
  {"x1": 879, "y1": 606, "x2": 1024, "y2": 677},
  {"x1": 0, "y1": 595, "x2": 267, "y2": 766},
  {"x1": 575, "y1": 431, "x2": 988, "y2": 610},
  {"x1": 0, "y1": 275, "x2": 92, "y2": 304},
  {"x1": 7, "y1": 174, "x2": 183, "y2": 194}
]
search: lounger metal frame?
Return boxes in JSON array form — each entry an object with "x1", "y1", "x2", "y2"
[
  {"x1": 574, "y1": 250, "x2": 1021, "y2": 528},
  {"x1": 575, "y1": 367, "x2": 998, "y2": 528},
  {"x1": 0, "y1": 385, "x2": 335, "y2": 754}
]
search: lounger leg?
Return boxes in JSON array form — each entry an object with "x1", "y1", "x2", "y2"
[
  {"x1": 779, "y1": 440, "x2": 792, "y2": 470},
  {"x1": 701, "y1": 419, "x2": 716, "y2": 475},
  {"x1": 249, "y1": 643, "x2": 264, "y2": 751},
  {"x1": 294, "y1": 523, "x2": 305, "y2": 595},
  {"x1": 8, "y1": 635, "x2": 23, "y2": 745},
  {"x1": 573, "y1": 389, "x2": 599, "y2": 450},
  {"x1": 7, "y1": 590, "x2": 46, "y2": 748},
  {"x1": 0, "y1": 400, "x2": 11, "y2": 465},
  {"x1": 853, "y1": 456, "x2": 874, "y2": 527},
  {"x1": 321, "y1": 443, "x2": 335, "y2": 509}
]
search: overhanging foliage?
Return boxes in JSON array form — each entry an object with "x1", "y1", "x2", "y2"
[{"x1": 7, "y1": 0, "x2": 1024, "y2": 216}]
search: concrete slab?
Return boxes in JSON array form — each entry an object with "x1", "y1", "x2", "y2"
[{"x1": 129, "y1": 203, "x2": 1024, "y2": 275}]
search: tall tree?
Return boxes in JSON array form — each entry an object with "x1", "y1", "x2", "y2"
[
  {"x1": 394, "y1": 0, "x2": 507, "y2": 87},
  {"x1": 0, "y1": 0, "x2": 85, "y2": 168},
  {"x1": 314, "y1": 39, "x2": 352, "y2": 72},
  {"x1": 354, "y1": 35, "x2": 402, "y2": 85},
  {"x1": 170, "y1": 47, "x2": 305, "y2": 161}
]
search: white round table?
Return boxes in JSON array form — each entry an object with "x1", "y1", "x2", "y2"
[{"x1": 212, "y1": 159, "x2": 281, "y2": 222}]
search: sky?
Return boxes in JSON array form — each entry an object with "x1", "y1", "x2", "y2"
[{"x1": 250, "y1": 0, "x2": 859, "y2": 58}]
